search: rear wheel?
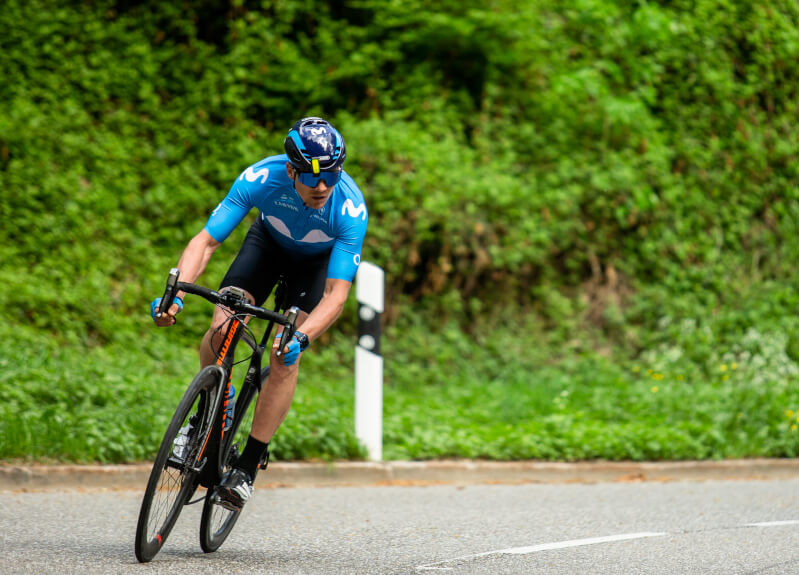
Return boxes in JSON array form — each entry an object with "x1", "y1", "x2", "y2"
[
  {"x1": 199, "y1": 365, "x2": 269, "y2": 552},
  {"x1": 135, "y1": 366, "x2": 222, "y2": 563}
]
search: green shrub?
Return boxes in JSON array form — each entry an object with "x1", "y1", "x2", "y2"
[{"x1": 2, "y1": 0, "x2": 799, "y2": 462}]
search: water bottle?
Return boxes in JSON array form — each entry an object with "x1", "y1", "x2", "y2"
[{"x1": 224, "y1": 384, "x2": 236, "y2": 431}]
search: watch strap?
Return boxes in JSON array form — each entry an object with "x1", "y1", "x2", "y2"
[{"x1": 293, "y1": 331, "x2": 310, "y2": 351}]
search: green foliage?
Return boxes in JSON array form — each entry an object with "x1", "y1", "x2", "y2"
[
  {"x1": 4, "y1": 307, "x2": 799, "y2": 463},
  {"x1": 0, "y1": 322, "x2": 367, "y2": 462},
  {"x1": 2, "y1": 0, "x2": 799, "y2": 462},
  {"x1": 3, "y1": 0, "x2": 799, "y2": 327}
]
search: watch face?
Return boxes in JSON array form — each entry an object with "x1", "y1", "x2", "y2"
[{"x1": 296, "y1": 332, "x2": 309, "y2": 350}]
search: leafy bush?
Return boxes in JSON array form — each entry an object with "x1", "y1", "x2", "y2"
[{"x1": 2, "y1": 0, "x2": 799, "y2": 461}]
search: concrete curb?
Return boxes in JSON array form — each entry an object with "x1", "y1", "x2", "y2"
[{"x1": 3, "y1": 459, "x2": 799, "y2": 491}]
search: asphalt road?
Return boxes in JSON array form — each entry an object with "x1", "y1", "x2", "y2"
[{"x1": 2, "y1": 480, "x2": 799, "y2": 574}]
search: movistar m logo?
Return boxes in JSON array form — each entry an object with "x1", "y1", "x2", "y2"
[
  {"x1": 341, "y1": 199, "x2": 366, "y2": 220},
  {"x1": 240, "y1": 167, "x2": 269, "y2": 184}
]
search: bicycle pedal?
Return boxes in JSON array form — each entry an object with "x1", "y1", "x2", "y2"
[
  {"x1": 166, "y1": 455, "x2": 187, "y2": 470},
  {"x1": 211, "y1": 491, "x2": 241, "y2": 513}
]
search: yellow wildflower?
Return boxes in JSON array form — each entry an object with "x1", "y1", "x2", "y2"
[{"x1": 651, "y1": 386, "x2": 659, "y2": 393}]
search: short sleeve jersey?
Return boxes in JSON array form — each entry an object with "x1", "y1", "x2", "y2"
[{"x1": 204, "y1": 154, "x2": 368, "y2": 282}]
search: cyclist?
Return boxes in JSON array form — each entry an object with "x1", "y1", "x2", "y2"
[{"x1": 151, "y1": 117, "x2": 368, "y2": 509}]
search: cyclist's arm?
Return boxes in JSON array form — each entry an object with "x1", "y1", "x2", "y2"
[
  {"x1": 175, "y1": 229, "x2": 222, "y2": 293},
  {"x1": 169, "y1": 170, "x2": 260, "y2": 304},
  {"x1": 178, "y1": 163, "x2": 267, "y2": 287},
  {"x1": 292, "y1": 278, "x2": 353, "y2": 343},
  {"x1": 287, "y1": 225, "x2": 366, "y2": 344},
  {"x1": 289, "y1": 188, "x2": 368, "y2": 343},
  {"x1": 155, "y1": 164, "x2": 267, "y2": 326},
  {"x1": 154, "y1": 230, "x2": 222, "y2": 326}
]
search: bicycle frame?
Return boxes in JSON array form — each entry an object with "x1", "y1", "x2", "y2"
[
  {"x1": 136, "y1": 270, "x2": 299, "y2": 562},
  {"x1": 211, "y1": 316, "x2": 263, "y2": 476},
  {"x1": 159, "y1": 268, "x2": 298, "y2": 486}
]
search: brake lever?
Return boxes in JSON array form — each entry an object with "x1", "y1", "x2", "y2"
[
  {"x1": 158, "y1": 268, "x2": 180, "y2": 316},
  {"x1": 275, "y1": 307, "x2": 300, "y2": 358}
]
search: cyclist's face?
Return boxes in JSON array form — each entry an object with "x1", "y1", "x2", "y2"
[{"x1": 287, "y1": 163, "x2": 333, "y2": 210}]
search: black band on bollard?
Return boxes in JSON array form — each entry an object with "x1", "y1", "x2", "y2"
[{"x1": 357, "y1": 303, "x2": 381, "y2": 356}]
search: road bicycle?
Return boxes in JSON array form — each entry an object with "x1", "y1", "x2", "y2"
[{"x1": 134, "y1": 268, "x2": 298, "y2": 563}]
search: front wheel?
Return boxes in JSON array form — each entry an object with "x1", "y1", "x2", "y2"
[
  {"x1": 199, "y1": 365, "x2": 269, "y2": 553},
  {"x1": 134, "y1": 366, "x2": 223, "y2": 563}
]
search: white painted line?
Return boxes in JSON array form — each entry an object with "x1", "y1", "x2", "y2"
[
  {"x1": 745, "y1": 520, "x2": 799, "y2": 528},
  {"x1": 479, "y1": 532, "x2": 667, "y2": 555},
  {"x1": 416, "y1": 532, "x2": 666, "y2": 571}
]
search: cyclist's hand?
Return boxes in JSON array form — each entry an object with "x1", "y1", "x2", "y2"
[
  {"x1": 274, "y1": 333, "x2": 302, "y2": 366},
  {"x1": 150, "y1": 297, "x2": 183, "y2": 326}
]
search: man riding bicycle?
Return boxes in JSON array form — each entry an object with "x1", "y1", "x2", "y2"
[{"x1": 151, "y1": 117, "x2": 368, "y2": 510}]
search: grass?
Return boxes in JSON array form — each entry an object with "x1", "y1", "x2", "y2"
[
  {"x1": 384, "y1": 362, "x2": 799, "y2": 461},
  {"x1": 2, "y1": 307, "x2": 799, "y2": 464}
]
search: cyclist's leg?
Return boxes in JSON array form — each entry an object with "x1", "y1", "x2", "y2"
[
  {"x1": 216, "y1": 323, "x2": 307, "y2": 509},
  {"x1": 248, "y1": 310, "x2": 309, "y2": 442},
  {"x1": 216, "y1": 233, "x2": 328, "y2": 510},
  {"x1": 199, "y1": 289, "x2": 257, "y2": 367},
  {"x1": 248, "y1": 250, "x2": 329, "y2": 445}
]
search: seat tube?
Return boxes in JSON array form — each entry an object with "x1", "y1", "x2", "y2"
[{"x1": 216, "y1": 319, "x2": 244, "y2": 441}]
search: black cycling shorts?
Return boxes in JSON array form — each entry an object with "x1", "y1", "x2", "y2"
[{"x1": 219, "y1": 220, "x2": 329, "y2": 313}]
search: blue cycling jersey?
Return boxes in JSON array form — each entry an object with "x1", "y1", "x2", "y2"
[{"x1": 204, "y1": 154, "x2": 368, "y2": 282}]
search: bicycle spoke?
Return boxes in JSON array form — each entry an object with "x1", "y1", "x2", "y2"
[
  {"x1": 146, "y1": 466, "x2": 185, "y2": 542},
  {"x1": 135, "y1": 367, "x2": 222, "y2": 563},
  {"x1": 210, "y1": 500, "x2": 236, "y2": 535},
  {"x1": 199, "y1": 375, "x2": 259, "y2": 553}
]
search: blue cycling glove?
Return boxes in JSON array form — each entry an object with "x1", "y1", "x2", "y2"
[
  {"x1": 274, "y1": 332, "x2": 307, "y2": 366},
  {"x1": 150, "y1": 296, "x2": 183, "y2": 321}
]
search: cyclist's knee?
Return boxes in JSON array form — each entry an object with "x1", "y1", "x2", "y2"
[
  {"x1": 204, "y1": 325, "x2": 226, "y2": 351},
  {"x1": 268, "y1": 351, "x2": 300, "y2": 380},
  {"x1": 204, "y1": 303, "x2": 249, "y2": 351}
]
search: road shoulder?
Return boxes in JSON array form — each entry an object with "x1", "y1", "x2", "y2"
[{"x1": 3, "y1": 458, "x2": 799, "y2": 491}]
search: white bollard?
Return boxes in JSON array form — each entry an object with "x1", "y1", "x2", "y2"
[{"x1": 355, "y1": 261, "x2": 384, "y2": 461}]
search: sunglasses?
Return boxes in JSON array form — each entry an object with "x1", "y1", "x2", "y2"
[{"x1": 295, "y1": 169, "x2": 342, "y2": 188}]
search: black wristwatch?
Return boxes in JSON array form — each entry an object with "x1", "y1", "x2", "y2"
[{"x1": 293, "y1": 331, "x2": 310, "y2": 351}]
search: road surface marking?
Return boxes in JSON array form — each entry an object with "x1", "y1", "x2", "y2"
[
  {"x1": 416, "y1": 532, "x2": 666, "y2": 571},
  {"x1": 746, "y1": 520, "x2": 799, "y2": 528}
]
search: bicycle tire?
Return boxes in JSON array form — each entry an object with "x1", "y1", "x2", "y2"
[
  {"x1": 135, "y1": 365, "x2": 223, "y2": 563},
  {"x1": 199, "y1": 365, "x2": 270, "y2": 552}
]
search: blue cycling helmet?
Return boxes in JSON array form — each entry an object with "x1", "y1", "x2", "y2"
[{"x1": 284, "y1": 117, "x2": 346, "y2": 175}]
